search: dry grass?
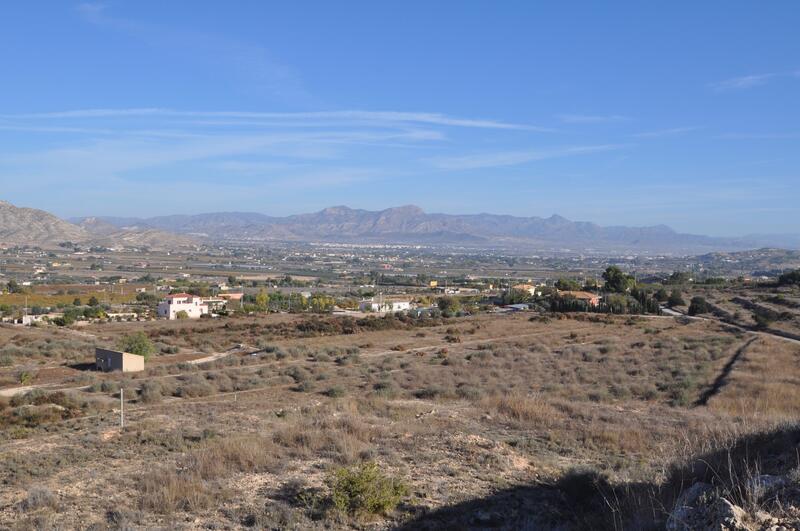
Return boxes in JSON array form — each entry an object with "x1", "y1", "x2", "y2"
[
  {"x1": 482, "y1": 394, "x2": 561, "y2": 427},
  {"x1": 0, "y1": 313, "x2": 798, "y2": 529},
  {"x1": 138, "y1": 468, "x2": 216, "y2": 514}
]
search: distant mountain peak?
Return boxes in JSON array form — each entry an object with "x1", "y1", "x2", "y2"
[
  {"x1": 384, "y1": 204, "x2": 425, "y2": 215},
  {"x1": 319, "y1": 205, "x2": 356, "y2": 215}
]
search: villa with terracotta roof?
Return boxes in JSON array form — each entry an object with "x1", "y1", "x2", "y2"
[{"x1": 557, "y1": 290, "x2": 601, "y2": 307}]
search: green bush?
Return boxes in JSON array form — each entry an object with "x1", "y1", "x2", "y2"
[
  {"x1": 329, "y1": 462, "x2": 408, "y2": 517},
  {"x1": 118, "y1": 332, "x2": 155, "y2": 360}
]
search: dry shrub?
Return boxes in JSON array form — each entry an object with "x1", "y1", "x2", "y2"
[
  {"x1": 18, "y1": 486, "x2": 59, "y2": 513},
  {"x1": 186, "y1": 435, "x2": 280, "y2": 479},
  {"x1": 138, "y1": 468, "x2": 215, "y2": 514},
  {"x1": 273, "y1": 412, "x2": 373, "y2": 464},
  {"x1": 483, "y1": 394, "x2": 560, "y2": 427}
]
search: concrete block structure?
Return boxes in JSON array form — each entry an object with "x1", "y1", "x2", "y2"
[{"x1": 95, "y1": 348, "x2": 145, "y2": 372}]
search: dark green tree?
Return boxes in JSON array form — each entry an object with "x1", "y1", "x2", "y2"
[
  {"x1": 602, "y1": 266, "x2": 635, "y2": 293},
  {"x1": 555, "y1": 278, "x2": 581, "y2": 291},
  {"x1": 668, "y1": 289, "x2": 685, "y2": 307},
  {"x1": 655, "y1": 288, "x2": 669, "y2": 302},
  {"x1": 687, "y1": 296, "x2": 709, "y2": 316},
  {"x1": 778, "y1": 269, "x2": 800, "y2": 286}
]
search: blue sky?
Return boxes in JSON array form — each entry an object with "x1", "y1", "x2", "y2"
[{"x1": 0, "y1": 2, "x2": 798, "y2": 236}]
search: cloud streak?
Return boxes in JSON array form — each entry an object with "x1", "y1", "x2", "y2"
[
  {"x1": 558, "y1": 114, "x2": 629, "y2": 124},
  {"x1": 6, "y1": 108, "x2": 546, "y2": 131},
  {"x1": 711, "y1": 71, "x2": 799, "y2": 91},
  {"x1": 634, "y1": 127, "x2": 700, "y2": 138},
  {"x1": 428, "y1": 144, "x2": 626, "y2": 170}
]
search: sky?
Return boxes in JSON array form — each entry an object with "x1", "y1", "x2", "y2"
[{"x1": 0, "y1": 1, "x2": 798, "y2": 236}]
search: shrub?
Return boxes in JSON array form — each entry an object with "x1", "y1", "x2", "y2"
[
  {"x1": 687, "y1": 296, "x2": 709, "y2": 316},
  {"x1": 325, "y1": 386, "x2": 346, "y2": 398},
  {"x1": 117, "y1": 332, "x2": 155, "y2": 360},
  {"x1": 18, "y1": 486, "x2": 59, "y2": 512},
  {"x1": 100, "y1": 381, "x2": 120, "y2": 394},
  {"x1": 17, "y1": 370, "x2": 35, "y2": 385},
  {"x1": 138, "y1": 468, "x2": 214, "y2": 514},
  {"x1": 372, "y1": 381, "x2": 396, "y2": 398},
  {"x1": 329, "y1": 462, "x2": 408, "y2": 517},
  {"x1": 139, "y1": 381, "x2": 164, "y2": 403}
]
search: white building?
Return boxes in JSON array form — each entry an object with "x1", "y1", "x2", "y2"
[
  {"x1": 359, "y1": 298, "x2": 412, "y2": 313},
  {"x1": 157, "y1": 293, "x2": 209, "y2": 319}
]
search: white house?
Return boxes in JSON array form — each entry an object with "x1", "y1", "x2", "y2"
[
  {"x1": 359, "y1": 298, "x2": 412, "y2": 313},
  {"x1": 157, "y1": 293, "x2": 209, "y2": 319}
]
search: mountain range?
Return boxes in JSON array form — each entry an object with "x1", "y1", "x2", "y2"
[
  {"x1": 1, "y1": 199, "x2": 797, "y2": 253},
  {"x1": 75, "y1": 204, "x2": 799, "y2": 253}
]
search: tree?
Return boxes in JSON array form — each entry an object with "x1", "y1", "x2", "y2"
[
  {"x1": 6, "y1": 280, "x2": 22, "y2": 294},
  {"x1": 668, "y1": 289, "x2": 685, "y2": 307},
  {"x1": 175, "y1": 310, "x2": 189, "y2": 319},
  {"x1": 437, "y1": 296, "x2": 461, "y2": 316},
  {"x1": 88, "y1": 296, "x2": 100, "y2": 306},
  {"x1": 583, "y1": 278, "x2": 599, "y2": 291},
  {"x1": 73, "y1": 297, "x2": 82, "y2": 306},
  {"x1": 778, "y1": 269, "x2": 800, "y2": 286},
  {"x1": 555, "y1": 278, "x2": 581, "y2": 291},
  {"x1": 117, "y1": 332, "x2": 155, "y2": 360},
  {"x1": 136, "y1": 292, "x2": 157, "y2": 304},
  {"x1": 310, "y1": 294, "x2": 335, "y2": 313},
  {"x1": 666, "y1": 271, "x2": 692, "y2": 285},
  {"x1": 688, "y1": 296, "x2": 709, "y2": 316},
  {"x1": 602, "y1": 266, "x2": 635, "y2": 293},
  {"x1": 83, "y1": 306, "x2": 106, "y2": 319},
  {"x1": 255, "y1": 290, "x2": 270, "y2": 312},
  {"x1": 655, "y1": 288, "x2": 669, "y2": 302}
]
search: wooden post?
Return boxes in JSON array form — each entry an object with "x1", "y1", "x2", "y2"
[{"x1": 120, "y1": 388, "x2": 124, "y2": 429}]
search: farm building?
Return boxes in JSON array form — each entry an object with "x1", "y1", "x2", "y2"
[
  {"x1": 95, "y1": 348, "x2": 145, "y2": 373},
  {"x1": 359, "y1": 297, "x2": 412, "y2": 313}
]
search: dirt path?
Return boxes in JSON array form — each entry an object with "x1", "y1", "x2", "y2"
[
  {"x1": 653, "y1": 308, "x2": 800, "y2": 347},
  {"x1": 185, "y1": 344, "x2": 250, "y2": 365},
  {"x1": 0, "y1": 322, "x2": 603, "y2": 449},
  {"x1": 693, "y1": 336, "x2": 759, "y2": 407}
]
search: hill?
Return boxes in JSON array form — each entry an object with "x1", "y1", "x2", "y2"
[
  {"x1": 0, "y1": 200, "x2": 89, "y2": 247},
  {"x1": 0, "y1": 200, "x2": 195, "y2": 250}
]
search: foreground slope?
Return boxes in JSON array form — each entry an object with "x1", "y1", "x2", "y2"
[{"x1": 1, "y1": 312, "x2": 799, "y2": 529}]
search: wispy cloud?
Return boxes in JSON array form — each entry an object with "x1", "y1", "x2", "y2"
[
  {"x1": 557, "y1": 114, "x2": 629, "y2": 124},
  {"x1": 0, "y1": 105, "x2": 542, "y2": 193},
  {"x1": 718, "y1": 132, "x2": 800, "y2": 140},
  {"x1": 7, "y1": 108, "x2": 544, "y2": 131},
  {"x1": 634, "y1": 126, "x2": 700, "y2": 138},
  {"x1": 428, "y1": 144, "x2": 625, "y2": 170},
  {"x1": 710, "y1": 70, "x2": 799, "y2": 91}
]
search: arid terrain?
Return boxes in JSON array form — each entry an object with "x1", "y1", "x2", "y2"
[{"x1": 1, "y1": 308, "x2": 799, "y2": 530}]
